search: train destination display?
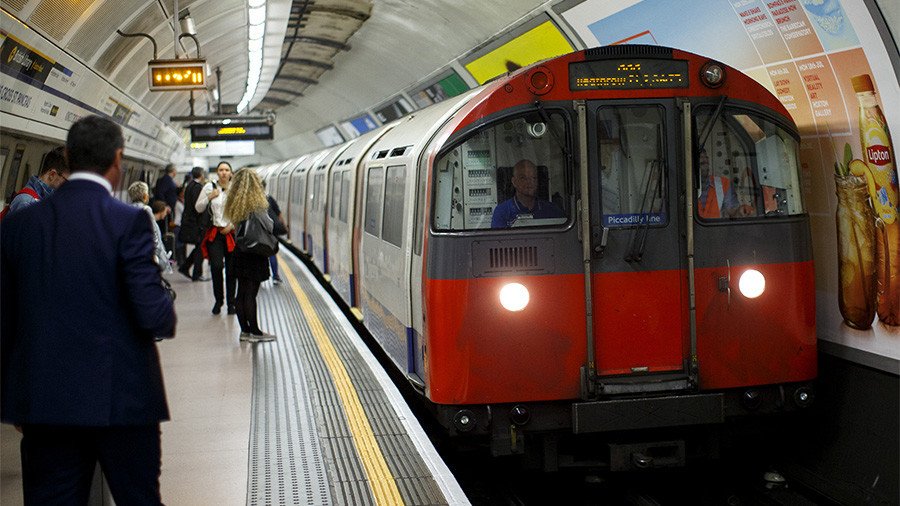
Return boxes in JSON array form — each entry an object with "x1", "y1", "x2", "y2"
[{"x1": 569, "y1": 59, "x2": 688, "y2": 90}]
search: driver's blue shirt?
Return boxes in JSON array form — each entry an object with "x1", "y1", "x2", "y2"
[{"x1": 491, "y1": 196, "x2": 563, "y2": 228}]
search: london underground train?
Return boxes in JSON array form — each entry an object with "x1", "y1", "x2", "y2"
[{"x1": 259, "y1": 45, "x2": 816, "y2": 469}]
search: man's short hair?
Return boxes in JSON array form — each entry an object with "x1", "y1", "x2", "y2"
[
  {"x1": 66, "y1": 115, "x2": 124, "y2": 175},
  {"x1": 39, "y1": 146, "x2": 68, "y2": 176},
  {"x1": 128, "y1": 181, "x2": 149, "y2": 203},
  {"x1": 191, "y1": 166, "x2": 205, "y2": 179},
  {"x1": 165, "y1": 164, "x2": 177, "y2": 175},
  {"x1": 150, "y1": 200, "x2": 167, "y2": 214}
]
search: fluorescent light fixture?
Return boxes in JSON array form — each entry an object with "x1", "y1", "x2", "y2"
[
  {"x1": 248, "y1": 5, "x2": 266, "y2": 25},
  {"x1": 248, "y1": 23, "x2": 265, "y2": 40}
]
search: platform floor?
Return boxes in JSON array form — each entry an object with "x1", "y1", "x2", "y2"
[{"x1": 0, "y1": 248, "x2": 467, "y2": 505}]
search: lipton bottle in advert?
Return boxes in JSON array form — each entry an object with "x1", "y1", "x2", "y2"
[{"x1": 852, "y1": 74, "x2": 899, "y2": 326}]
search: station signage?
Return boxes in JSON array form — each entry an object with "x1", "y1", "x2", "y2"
[
  {"x1": 148, "y1": 59, "x2": 207, "y2": 91},
  {"x1": 190, "y1": 122, "x2": 274, "y2": 142}
]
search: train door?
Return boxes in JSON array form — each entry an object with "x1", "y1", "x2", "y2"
[{"x1": 584, "y1": 100, "x2": 689, "y2": 391}]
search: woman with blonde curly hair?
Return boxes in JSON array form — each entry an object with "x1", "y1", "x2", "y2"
[{"x1": 224, "y1": 168, "x2": 276, "y2": 342}]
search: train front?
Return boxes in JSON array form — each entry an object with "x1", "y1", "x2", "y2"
[{"x1": 422, "y1": 46, "x2": 816, "y2": 466}]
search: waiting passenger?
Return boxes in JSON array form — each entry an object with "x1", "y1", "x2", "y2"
[
  {"x1": 178, "y1": 166, "x2": 209, "y2": 281},
  {"x1": 491, "y1": 159, "x2": 564, "y2": 228},
  {"x1": 128, "y1": 181, "x2": 172, "y2": 273},
  {"x1": 261, "y1": 179, "x2": 287, "y2": 285},
  {"x1": 196, "y1": 161, "x2": 236, "y2": 315},
  {"x1": 1, "y1": 115, "x2": 176, "y2": 505},
  {"x1": 697, "y1": 149, "x2": 756, "y2": 219},
  {"x1": 225, "y1": 169, "x2": 277, "y2": 342},
  {"x1": 4, "y1": 146, "x2": 70, "y2": 216}
]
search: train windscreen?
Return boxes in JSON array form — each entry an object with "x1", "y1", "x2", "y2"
[
  {"x1": 433, "y1": 112, "x2": 572, "y2": 231},
  {"x1": 694, "y1": 106, "x2": 803, "y2": 220}
]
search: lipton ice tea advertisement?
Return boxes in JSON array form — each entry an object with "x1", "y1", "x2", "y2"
[{"x1": 561, "y1": 0, "x2": 900, "y2": 362}]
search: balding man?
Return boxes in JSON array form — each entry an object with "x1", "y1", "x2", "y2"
[{"x1": 491, "y1": 159, "x2": 564, "y2": 228}]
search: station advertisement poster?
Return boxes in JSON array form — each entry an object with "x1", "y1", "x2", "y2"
[
  {"x1": 562, "y1": 0, "x2": 900, "y2": 365},
  {"x1": 464, "y1": 21, "x2": 575, "y2": 85},
  {"x1": 340, "y1": 113, "x2": 378, "y2": 139}
]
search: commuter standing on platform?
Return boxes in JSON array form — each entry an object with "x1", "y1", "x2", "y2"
[
  {"x1": 178, "y1": 166, "x2": 208, "y2": 281},
  {"x1": 197, "y1": 161, "x2": 236, "y2": 315},
  {"x1": 225, "y1": 169, "x2": 278, "y2": 342},
  {"x1": 0, "y1": 115, "x2": 176, "y2": 505},
  {"x1": 262, "y1": 179, "x2": 287, "y2": 285},
  {"x1": 153, "y1": 164, "x2": 178, "y2": 218}
]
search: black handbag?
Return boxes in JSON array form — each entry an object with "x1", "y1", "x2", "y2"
[{"x1": 236, "y1": 211, "x2": 279, "y2": 257}]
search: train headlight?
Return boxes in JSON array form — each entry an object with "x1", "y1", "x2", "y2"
[
  {"x1": 499, "y1": 283, "x2": 530, "y2": 312},
  {"x1": 738, "y1": 269, "x2": 765, "y2": 298}
]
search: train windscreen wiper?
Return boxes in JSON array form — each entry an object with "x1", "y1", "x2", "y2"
[{"x1": 697, "y1": 96, "x2": 728, "y2": 152}]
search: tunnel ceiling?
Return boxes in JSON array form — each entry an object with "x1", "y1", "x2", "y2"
[{"x1": 1, "y1": 0, "x2": 547, "y2": 149}]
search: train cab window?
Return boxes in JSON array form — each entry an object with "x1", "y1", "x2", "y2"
[
  {"x1": 365, "y1": 166, "x2": 384, "y2": 236},
  {"x1": 695, "y1": 106, "x2": 804, "y2": 220},
  {"x1": 433, "y1": 112, "x2": 571, "y2": 231},
  {"x1": 597, "y1": 105, "x2": 667, "y2": 227}
]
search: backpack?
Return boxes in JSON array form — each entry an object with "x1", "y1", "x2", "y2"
[
  {"x1": 236, "y1": 210, "x2": 279, "y2": 257},
  {"x1": 0, "y1": 187, "x2": 40, "y2": 221}
]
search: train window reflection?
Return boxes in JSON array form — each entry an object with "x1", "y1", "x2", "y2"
[
  {"x1": 365, "y1": 167, "x2": 384, "y2": 236},
  {"x1": 433, "y1": 112, "x2": 571, "y2": 231},
  {"x1": 695, "y1": 107, "x2": 804, "y2": 220},
  {"x1": 597, "y1": 105, "x2": 667, "y2": 227}
]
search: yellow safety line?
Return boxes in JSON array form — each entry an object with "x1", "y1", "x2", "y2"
[{"x1": 278, "y1": 257, "x2": 405, "y2": 506}]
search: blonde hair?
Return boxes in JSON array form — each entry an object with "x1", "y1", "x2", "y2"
[
  {"x1": 128, "y1": 181, "x2": 149, "y2": 203},
  {"x1": 224, "y1": 168, "x2": 268, "y2": 223}
]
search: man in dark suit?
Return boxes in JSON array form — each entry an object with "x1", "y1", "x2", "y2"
[
  {"x1": 153, "y1": 164, "x2": 178, "y2": 214},
  {"x1": 0, "y1": 115, "x2": 176, "y2": 505},
  {"x1": 177, "y1": 166, "x2": 208, "y2": 280}
]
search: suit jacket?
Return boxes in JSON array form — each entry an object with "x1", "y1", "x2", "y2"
[
  {"x1": 153, "y1": 174, "x2": 178, "y2": 212},
  {"x1": 0, "y1": 179, "x2": 176, "y2": 426}
]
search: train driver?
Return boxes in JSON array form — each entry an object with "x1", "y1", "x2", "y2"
[
  {"x1": 697, "y1": 149, "x2": 752, "y2": 219},
  {"x1": 491, "y1": 159, "x2": 564, "y2": 228}
]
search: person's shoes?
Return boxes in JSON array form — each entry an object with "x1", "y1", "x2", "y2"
[
  {"x1": 212, "y1": 303, "x2": 222, "y2": 315},
  {"x1": 178, "y1": 267, "x2": 192, "y2": 280},
  {"x1": 239, "y1": 331, "x2": 253, "y2": 341},
  {"x1": 227, "y1": 305, "x2": 237, "y2": 315},
  {"x1": 197, "y1": 275, "x2": 211, "y2": 281},
  {"x1": 272, "y1": 277, "x2": 283, "y2": 286},
  {"x1": 249, "y1": 332, "x2": 276, "y2": 342}
]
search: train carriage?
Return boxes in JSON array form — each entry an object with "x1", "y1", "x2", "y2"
[
  {"x1": 326, "y1": 124, "x2": 397, "y2": 310},
  {"x1": 273, "y1": 45, "x2": 816, "y2": 468},
  {"x1": 308, "y1": 145, "x2": 354, "y2": 277}
]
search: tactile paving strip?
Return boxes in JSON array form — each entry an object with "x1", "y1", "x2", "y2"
[
  {"x1": 249, "y1": 256, "x2": 451, "y2": 505},
  {"x1": 247, "y1": 285, "x2": 332, "y2": 505}
]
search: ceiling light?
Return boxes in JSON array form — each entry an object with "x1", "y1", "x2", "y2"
[
  {"x1": 248, "y1": 5, "x2": 266, "y2": 25},
  {"x1": 249, "y1": 23, "x2": 265, "y2": 40}
]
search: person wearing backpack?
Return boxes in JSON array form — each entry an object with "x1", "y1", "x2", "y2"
[
  {"x1": 224, "y1": 168, "x2": 277, "y2": 342},
  {"x1": 2, "y1": 147, "x2": 69, "y2": 218}
]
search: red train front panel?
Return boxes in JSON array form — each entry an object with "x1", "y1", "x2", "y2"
[{"x1": 421, "y1": 46, "x2": 816, "y2": 410}]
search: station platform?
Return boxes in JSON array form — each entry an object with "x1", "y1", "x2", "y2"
[{"x1": 0, "y1": 248, "x2": 468, "y2": 505}]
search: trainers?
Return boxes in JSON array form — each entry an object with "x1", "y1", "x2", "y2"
[
  {"x1": 249, "y1": 332, "x2": 276, "y2": 342},
  {"x1": 239, "y1": 331, "x2": 253, "y2": 341},
  {"x1": 272, "y1": 278, "x2": 283, "y2": 285}
]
